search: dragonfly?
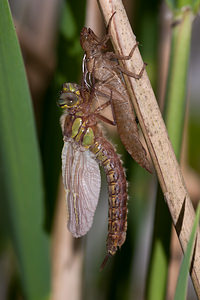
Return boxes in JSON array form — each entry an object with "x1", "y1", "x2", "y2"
[
  {"x1": 80, "y1": 12, "x2": 152, "y2": 173},
  {"x1": 58, "y1": 82, "x2": 128, "y2": 268}
]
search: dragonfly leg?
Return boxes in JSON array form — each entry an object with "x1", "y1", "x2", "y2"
[
  {"x1": 117, "y1": 62, "x2": 147, "y2": 79},
  {"x1": 105, "y1": 42, "x2": 147, "y2": 79},
  {"x1": 93, "y1": 99, "x2": 111, "y2": 113},
  {"x1": 96, "y1": 114, "x2": 116, "y2": 126},
  {"x1": 94, "y1": 91, "x2": 116, "y2": 126},
  {"x1": 100, "y1": 12, "x2": 116, "y2": 45},
  {"x1": 106, "y1": 42, "x2": 139, "y2": 61}
]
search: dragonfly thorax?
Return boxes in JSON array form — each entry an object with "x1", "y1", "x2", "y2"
[{"x1": 62, "y1": 114, "x2": 96, "y2": 150}]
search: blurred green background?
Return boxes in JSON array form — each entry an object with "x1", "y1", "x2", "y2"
[{"x1": 0, "y1": 0, "x2": 200, "y2": 299}]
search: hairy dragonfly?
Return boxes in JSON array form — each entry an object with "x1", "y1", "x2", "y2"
[{"x1": 58, "y1": 83, "x2": 128, "y2": 267}]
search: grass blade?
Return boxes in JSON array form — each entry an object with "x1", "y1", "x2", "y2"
[
  {"x1": 165, "y1": 9, "x2": 192, "y2": 156},
  {"x1": 174, "y1": 203, "x2": 200, "y2": 300},
  {"x1": 0, "y1": 1, "x2": 50, "y2": 299}
]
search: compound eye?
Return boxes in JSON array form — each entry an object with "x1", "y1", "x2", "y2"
[{"x1": 58, "y1": 92, "x2": 79, "y2": 108}]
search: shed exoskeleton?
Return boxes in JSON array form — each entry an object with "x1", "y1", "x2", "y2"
[{"x1": 80, "y1": 12, "x2": 151, "y2": 173}]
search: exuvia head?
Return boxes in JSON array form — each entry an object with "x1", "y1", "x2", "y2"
[
  {"x1": 80, "y1": 27, "x2": 100, "y2": 52},
  {"x1": 58, "y1": 83, "x2": 81, "y2": 109}
]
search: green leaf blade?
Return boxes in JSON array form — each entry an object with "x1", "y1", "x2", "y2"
[
  {"x1": 174, "y1": 203, "x2": 200, "y2": 300},
  {"x1": 0, "y1": 1, "x2": 50, "y2": 299}
]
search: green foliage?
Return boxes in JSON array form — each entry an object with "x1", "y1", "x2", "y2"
[
  {"x1": 188, "y1": 116, "x2": 200, "y2": 173},
  {"x1": 145, "y1": 188, "x2": 171, "y2": 300},
  {"x1": 174, "y1": 203, "x2": 200, "y2": 300},
  {"x1": 165, "y1": 9, "x2": 192, "y2": 156},
  {"x1": 166, "y1": 0, "x2": 200, "y2": 12},
  {"x1": 0, "y1": 0, "x2": 50, "y2": 299}
]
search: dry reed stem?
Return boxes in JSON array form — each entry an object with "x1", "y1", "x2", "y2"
[
  {"x1": 51, "y1": 178, "x2": 83, "y2": 300},
  {"x1": 98, "y1": 0, "x2": 200, "y2": 297}
]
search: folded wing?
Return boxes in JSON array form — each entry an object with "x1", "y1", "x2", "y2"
[{"x1": 62, "y1": 141, "x2": 101, "y2": 237}]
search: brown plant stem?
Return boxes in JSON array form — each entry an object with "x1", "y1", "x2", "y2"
[
  {"x1": 98, "y1": 0, "x2": 200, "y2": 297},
  {"x1": 51, "y1": 178, "x2": 83, "y2": 300}
]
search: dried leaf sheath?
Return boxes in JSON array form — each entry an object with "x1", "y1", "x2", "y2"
[{"x1": 61, "y1": 141, "x2": 101, "y2": 237}]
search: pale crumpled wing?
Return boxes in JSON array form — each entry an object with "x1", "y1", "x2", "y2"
[{"x1": 61, "y1": 141, "x2": 101, "y2": 237}]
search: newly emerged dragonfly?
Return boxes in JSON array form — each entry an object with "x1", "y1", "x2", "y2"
[
  {"x1": 58, "y1": 83, "x2": 128, "y2": 266},
  {"x1": 80, "y1": 13, "x2": 151, "y2": 173}
]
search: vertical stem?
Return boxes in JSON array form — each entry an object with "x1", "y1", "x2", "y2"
[
  {"x1": 146, "y1": 8, "x2": 193, "y2": 300},
  {"x1": 165, "y1": 9, "x2": 192, "y2": 156},
  {"x1": 145, "y1": 187, "x2": 171, "y2": 300}
]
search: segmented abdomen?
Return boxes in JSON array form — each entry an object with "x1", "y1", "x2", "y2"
[{"x1": 90, "y1": 136, "x2": 128, "y2": 256}]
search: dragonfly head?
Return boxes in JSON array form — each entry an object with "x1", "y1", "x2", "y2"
[{"x1": 58, "y1": 83, "x2": 81, "y2": 110}]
